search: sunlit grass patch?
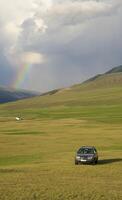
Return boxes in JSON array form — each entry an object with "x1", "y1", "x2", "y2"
[
  {"x1": 0, "y1": 154, "x2": 43, "y2": 166},
  {"x1": 0, "y1": 80, "x2": 122, "y2": 199}
]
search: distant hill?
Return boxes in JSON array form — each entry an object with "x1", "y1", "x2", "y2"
[
  {"x1": 84, "y1": 65, "x2": 122, "y2": 84},
  {"x1": 0, "y1": 87, "x2": 39, "y2": 103},
  {"x1": 105, "y1": 65, "x2": 122, "y2": 74},
  {"x1": 1, "y1": 65, "x2": 122, "y2": 110}
]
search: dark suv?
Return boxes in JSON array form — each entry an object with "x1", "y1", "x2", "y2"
[{"x1": 75, "y1": 146, "x2": 98, "y2": 165}]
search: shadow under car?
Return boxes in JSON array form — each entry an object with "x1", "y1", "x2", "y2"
[{"x1": 98, "y1": 158, "x2": 122, "y2": 165}]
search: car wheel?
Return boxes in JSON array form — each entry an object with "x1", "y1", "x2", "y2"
[
  {"x1": 92, "y1": 159, "x2": 96, "y2": 165},
  {"x1": 75, "y1": 160, "x2": 79, "y2": 165},
  {"x1": 95, "y1": 159, "x2": 98, "y2": 164}
]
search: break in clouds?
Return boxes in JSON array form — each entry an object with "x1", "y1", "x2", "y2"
[{"x1": 0, "y1": 0, "x2": 122, "y2": 92}]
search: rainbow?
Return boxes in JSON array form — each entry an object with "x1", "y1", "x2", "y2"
[{"x1": 13, "y1": 64, "x2": 32, "y2": 89}]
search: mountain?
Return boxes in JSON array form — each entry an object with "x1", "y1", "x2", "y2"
[
  {"x1": 0, "y1": 87, "x2": 39, "y2": 103},
  {"x1": 0, "y1": 65, "x2": 122, "y2": 124},
  {"x1": 83, "y1": 65, "x2": 122, "y2": 84},
  {"x1": 1, "y1": 65, "x2": 122, "y2": 110},
  {"x1": 105, "y1": 65, "x2": 122, "y2": 74}
]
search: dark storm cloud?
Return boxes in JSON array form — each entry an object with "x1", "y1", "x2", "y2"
[
  {"x1": 18, "y1": 0, "x2": 122, "y2": 91},
  {"x1": 0, "y1": 0, "x2": 122, "y2": 91},
  {"x1": 0, "y1": 53, "x2": 15, "y2": 86},
  {"x1": 0, "y1": 21, "x2": 15, "y2": 87}
]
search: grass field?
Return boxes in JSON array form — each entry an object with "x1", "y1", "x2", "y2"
[{"x1": 0, "y1": 73, "x2": 122, "y2": 200}]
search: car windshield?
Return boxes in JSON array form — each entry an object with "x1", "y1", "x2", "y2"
[{"x1": 77, "y1": 148, "x2": 94, "y2": 154}]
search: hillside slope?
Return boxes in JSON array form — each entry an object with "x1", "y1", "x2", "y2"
[
  {"x1": 1, "y1": 70, "x2": 122, "y2": 109},
  {"x1": 105, "y1": 65, "x2": 122, "y2": 74},
  {"x1": 0, "y1": 65, "x2": 122, "y2": 123}
]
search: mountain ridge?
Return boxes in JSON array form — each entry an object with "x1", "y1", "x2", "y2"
[
  {"x1": 0, "y1": 87, "x2": 39, "y2": 103},
  {"x1": 83, "y1": 65, "x2": 122, "y2": 84},
  {"x1": 0, "y1": 65, "x2": 122, "y2": 105},
  {"x1": 105, "y1": 65, "x2": 122, "y2": 74},
  {"x1": 1, "y1": 65, "x2": 122, "y2": 111}
]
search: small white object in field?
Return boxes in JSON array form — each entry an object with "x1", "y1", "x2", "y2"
[{"x1": 16, "y1": 117, "x2": 21, "y2": 121}]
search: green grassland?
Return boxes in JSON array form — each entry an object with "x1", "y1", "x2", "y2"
[{"x1": 0, "y1": 72, "x2": 122, "y2": 200}]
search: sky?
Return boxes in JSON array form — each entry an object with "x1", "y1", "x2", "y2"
[{"x1": 0, "y1": 0, "x2": 122, "y2": 92}]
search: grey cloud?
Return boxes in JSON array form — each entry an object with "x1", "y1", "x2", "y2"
[
  {"x1": 36, "y1": 0, "x2": 120, "y2": 27},
  {"x1": 19, "y1": 0, "x2": 121, "y2": 53},
  {"x1": 0, "y1": 0, "x2": 122, "y2": 91},
  {"x1": 0, "y1": 50, "x2": 15, "y2": 86},
  {"x1": 0, "y1": 21, "x2": 16, "y2": 87},
  {"x1": 23, "y1": 0, "x2": 122, "y2": 91}
]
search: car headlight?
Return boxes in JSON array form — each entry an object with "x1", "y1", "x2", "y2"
[{"x1": 76, "y1": 156, "x2": 80, "y2": 160}]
